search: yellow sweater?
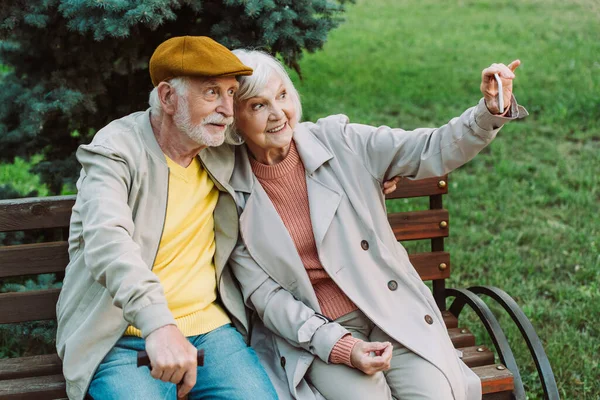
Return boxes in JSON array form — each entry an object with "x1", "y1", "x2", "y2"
[{"x1": 124, "y1": 156, "x2": 230, "y2": 337}]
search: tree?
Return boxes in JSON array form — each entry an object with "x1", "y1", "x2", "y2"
[{"x1": 0, "y1": 0, "x2": 353, "y2": 194}]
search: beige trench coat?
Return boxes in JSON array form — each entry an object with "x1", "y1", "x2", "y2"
[{"x1": 228, "y1": 99, "x2": 527, "y2": 400}]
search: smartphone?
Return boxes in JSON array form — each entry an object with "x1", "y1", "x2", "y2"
[{"x1": 494, "y1": 73, "x2": 504, "y2": 113}]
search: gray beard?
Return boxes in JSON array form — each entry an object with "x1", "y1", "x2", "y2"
[{"x1": 173, "y1": 96, "x2": 227, "y2": 147}]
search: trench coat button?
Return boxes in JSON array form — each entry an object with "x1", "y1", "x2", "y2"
[
  {"x1": 280, "y1": 356, "x2": 286, "y2": 368},
  {"x1": 361, "y1": 240, "x2": 369, "y2": 250},
  {"x1": 425, "y1": 315, "x2": 434, "y2": 325},
  {"x1": 387, "y1": 280, "x2": 398, "y2": 291}
]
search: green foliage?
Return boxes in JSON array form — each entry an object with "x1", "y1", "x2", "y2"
[
  {"x1": 0, "y1": 0, "x2": 353, "y2": 193},
  {"x1": 0, "y1": 156, "x2": 48, "y2": 197}
]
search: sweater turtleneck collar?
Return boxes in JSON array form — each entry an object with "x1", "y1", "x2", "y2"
[{"x1": 249, "y1": 140, "x2": 302, "y2": 180}]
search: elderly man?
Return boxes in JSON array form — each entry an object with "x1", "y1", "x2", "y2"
[{"x1": 56, "y1": 36, "x2": 278, "y2": 400}]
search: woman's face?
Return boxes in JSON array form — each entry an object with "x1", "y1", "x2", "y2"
[{"x1": 235, "y1": 74, "x2": 297, "y2": 164}]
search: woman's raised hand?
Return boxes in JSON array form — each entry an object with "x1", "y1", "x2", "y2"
[
  {"x1": 480, "y1": 60, "x2": 520, "y2": 114},
  {"x1": 350, "y1": 340, "x2": 393, "y2": 375}
]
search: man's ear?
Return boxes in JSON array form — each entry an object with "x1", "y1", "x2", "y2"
[{"x1": 157, "y1": 82, "x2": 178, "y2": 116}]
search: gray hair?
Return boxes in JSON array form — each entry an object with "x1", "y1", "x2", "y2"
[
  {"x1": 224, "y1": 49, "x2": 303, "y2": 145},
  {"x1": 148, "y1": 77, "x2": 189, "y2": 117}
]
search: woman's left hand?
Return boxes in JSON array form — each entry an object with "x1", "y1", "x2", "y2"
[
  {"x1": 350, "y1": 340, "x2": 393, "y2": 375},
  {"x1": 383, "y1": 176, "x2": 401, "y2": 195},
  {"x1": 480, "y1": 60, "x2": 520, "y2": 114}
]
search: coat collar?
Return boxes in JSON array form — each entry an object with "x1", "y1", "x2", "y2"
[
  {"x1": 137, "y1": 109, "x2": 167, "y2": 166},
  {"x1": 293, "y1": 122, "x2": 333, "y2": 175},
  {"x1": 198, "y1": 144, "x2": 235, "y2": 191},
  {"x1": 230, "y1": 122, "x2": 334, "y2": 193}
]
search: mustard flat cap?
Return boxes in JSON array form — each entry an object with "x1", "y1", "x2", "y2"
[{"x1": 149, "y1": 36, "x2": 253, "y2": 86}]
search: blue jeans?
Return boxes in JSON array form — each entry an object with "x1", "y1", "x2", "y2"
[{"x1": 88, "y1": 324, "x2": 278, "y2": 400}]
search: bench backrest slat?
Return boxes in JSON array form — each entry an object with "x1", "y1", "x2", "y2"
[
  {"x1": 388, "y1": 209, "x2": 449, "y2": 241},
  {"x1": 0, "y1": 289, "x2": 60, "y2": 324},
  {"x1": 409, "y1": 252, "x2": 451, "y2": 281},
  {"x1": 0, "y1": 354, "x2": 63, "y2": 381},
  {"x1": 0, "y1": 196, "x2": 75, "y2": 232},
  {"x1": 385, "y1": 175, "x2": 448, "y2": 199},
  {"x1": 0, "y1": 242, "x2": 69, "y2": 278}
]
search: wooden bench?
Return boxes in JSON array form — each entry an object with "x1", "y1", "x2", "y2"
[{"x1": 0, "y1": 176, "x2": 558, "y2": 399}]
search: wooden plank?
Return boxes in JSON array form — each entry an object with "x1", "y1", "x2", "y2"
[
  {"x1": 473, "y1": 364, "x2": 514, "y2": 394},
  {"x1": 457, "y1": 345, "x2": 495, "y2": 368},
  {"x1": 388, "y1": 209, "x2": 449, "y2": 241},
  {"x1": 0, "y1": 354, "x2": 62, "y2": 381},
  {"x1": 441, "y1": 311, "x2": 458, "y2": 329},
  {"x1": 0, "y1": 374, "x2": 66, "y2": 400},
  {"x1": 0, "y1": 242, "x2": 69, "y2": 278},
  {"x1": 482, "y1": 392, "x2": 513, "y2": 400},
  {"x1": 0, "y1": 289, "x2": 60, "y2": 324},
  {"x1": 448, "y1": 327, "x2": 476, "y2": 348},
  {"x1": 408, "y1": 252, "x2": 450, "y2": 281},
  {"x1": 0, "y1": 196, "x2": 75, "y2": 232},
  {"x1": 386, "y1": 175, "x2": 449, "y2": 199}
]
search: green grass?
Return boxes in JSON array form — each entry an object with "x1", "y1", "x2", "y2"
[
  {"x1": 1, "y1": 0, "x2": 598, "y2": 397},
  {"x1": 292, "y1": 0, "x2": 599, "y2": 398}
]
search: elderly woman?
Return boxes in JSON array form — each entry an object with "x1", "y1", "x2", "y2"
[{"x1": 225, "y1": 50, "x2": 526, "y2": 400}]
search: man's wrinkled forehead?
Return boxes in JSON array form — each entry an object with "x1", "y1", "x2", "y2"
[{"x1": 187, "y1": 76, "x2": 240, "y2": 92}]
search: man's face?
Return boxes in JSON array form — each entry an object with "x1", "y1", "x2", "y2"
[{"x1": 173, "y1": 76, "x2": 239, "y2": 147}]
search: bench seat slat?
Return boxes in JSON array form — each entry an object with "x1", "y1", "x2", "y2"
[
  {"x1": 448, "y1": 327, "x2": 476, "y2": 348},
  {"x1": 0, "y1": 242, "x2": 69, "y2": 278},
  {"x1": 441, "y1": 310, "x2": 458, "y2": 328},
  {"x1": 457, "y1": 345, "x2": 495, "y2": 368},
  {"x1": 473, "y1": 364, "x2": 515, "y2": 394},
  {"x1": 0, "y1": 196, "x2": 75, "y2": 232},
  {"x1": 409, "y1": 252, "x2": 450, "y2": 281},
  {"x1": 385, "y1": 175, "x2": 449, "y2": 199},
  {"x1": 0, "y1": 289, "x2": 60, "y2": 324},
  {"x1": 0, "y1": 374, "x2": 66, "y2": 399},
  {"x1": 0, "y1": 354, "x2": 62, "y2": 381},
  {"x1": 388, "y1": 209, "x2": 449, "y2": 241},
  {"x1": 482, "y1": 392, "x2": 513, "y2": 400}
]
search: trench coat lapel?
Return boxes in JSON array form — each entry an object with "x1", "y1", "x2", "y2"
[
  {"x1": 293, "y1": 125, "x2": 343, "y2": 254},
  {"x1": 198, "y1": 144, "x2": 235, "y2": 192},
  {"x1": 232, "y1": 145, "x2": 321, "y2": 311},
  {"x1": 305, "y1": 177, "x2": 341, "y2": 252},
  {"x1": 198, "y1": 145, "x2": 238, "y2": 283}
]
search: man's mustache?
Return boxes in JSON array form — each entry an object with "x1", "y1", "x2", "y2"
[{"x1": 202, "y1": 113, "x2": 234, "y2": 126}]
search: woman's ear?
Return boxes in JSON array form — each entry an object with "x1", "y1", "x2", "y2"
[{"x1": 157, "y1": 82, "x2": 178, "y2": 116}]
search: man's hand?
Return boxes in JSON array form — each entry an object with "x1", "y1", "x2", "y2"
[
  {"x1": 383, "y1": 176, "x2": 401, "y2": 195},
  {"x1": 480, "y1": 60, "x2": 520, "y2": 114},
  {"x1": 350, "y1": 340, "x2": 393, "y2": 375},
  {"x1": 145, "y1": 325, "x2": 198, "y2": 398}
]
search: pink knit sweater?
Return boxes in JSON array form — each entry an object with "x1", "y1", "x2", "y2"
[{"x1": 249, "y1": 141, "x2": 361, "y2": 367}]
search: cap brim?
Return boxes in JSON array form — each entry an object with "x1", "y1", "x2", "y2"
[{"x1": 213, "y1": 68, "x2": 254, "y2": 77}]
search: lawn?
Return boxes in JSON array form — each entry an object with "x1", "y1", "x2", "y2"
[
  {"x1": 1, "y1": 0, "x2": 598, "y2": 398},
  {"x1": 292, "y1": 0, "x2": 599, "y2": 398}
]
